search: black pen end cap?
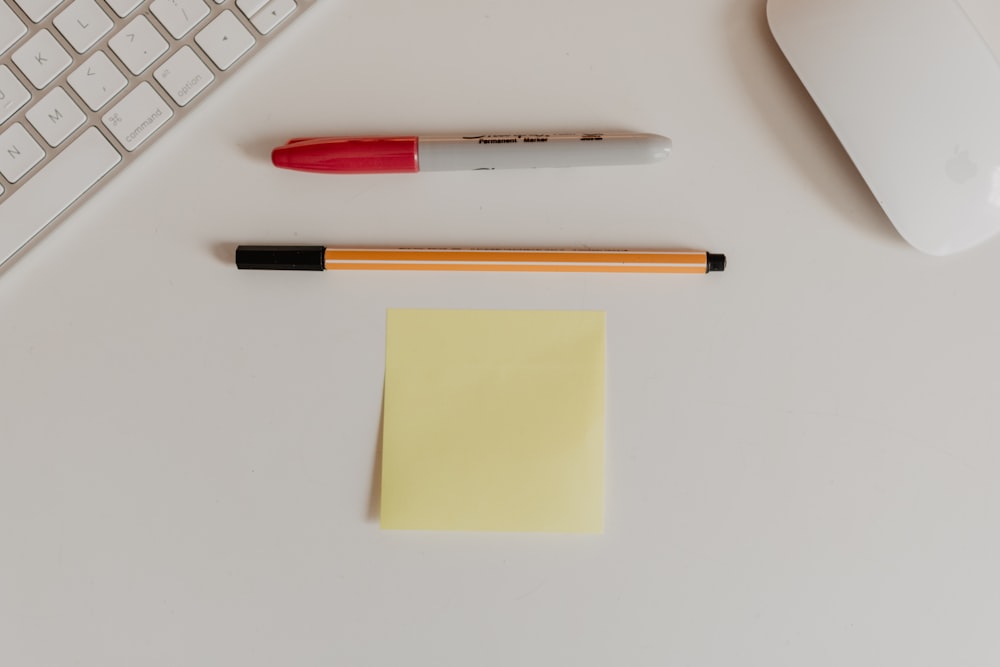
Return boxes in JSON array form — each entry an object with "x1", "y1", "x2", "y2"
[
  {"x1": 706, "y1": 253, "x2": 727, "y2": 273},
  {"x1": 235, "y1": 245, "x2": 326, "y2": 271}
]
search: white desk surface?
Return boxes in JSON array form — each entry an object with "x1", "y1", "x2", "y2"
[{"x1": 3, "y1": 1, "x2": 1000, "y2": 664}]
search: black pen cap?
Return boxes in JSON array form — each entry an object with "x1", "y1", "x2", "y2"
[
  {"x1": 706, "y1": 253, "x2": 726, "y2": 273},
  {"x1": 235, "y1": 245, "x2": 326, "y2": 271}
]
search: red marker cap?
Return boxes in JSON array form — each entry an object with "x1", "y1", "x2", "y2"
[{"x1": 271, "y1": 136, "x2": 420, "y2": 174}]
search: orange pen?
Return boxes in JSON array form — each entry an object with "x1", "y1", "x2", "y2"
[{"x1": 235, "y1": 246, "x2": 726, "y2": 274}]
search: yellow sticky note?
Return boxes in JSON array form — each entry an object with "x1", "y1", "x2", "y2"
[{"x1": 381, "y1": 309, "x2": 605, "y2": 533}]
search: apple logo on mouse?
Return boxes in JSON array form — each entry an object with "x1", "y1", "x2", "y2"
[{"x1": 946, "y1": 147, "x2": 979, "y2": 184}]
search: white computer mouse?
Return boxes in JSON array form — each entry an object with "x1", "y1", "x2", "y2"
[{"x1": 767, "y1": 0, "x2": 1000, "y2": 255}]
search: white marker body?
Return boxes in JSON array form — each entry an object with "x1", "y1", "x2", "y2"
[{"x1": 417, "y1": 133, "x2": 671, "y2": 171}]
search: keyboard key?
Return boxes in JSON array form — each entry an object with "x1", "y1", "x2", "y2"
[
  {"x1": 53, "y1": 0, "x2": 113, "y2": 53},
  {"x1": 235, "y1": 0, "x2": 268, "y2": 17},
  {"x1": 0, "y1": 122, "x2": 45, "y2": 182},
  {"x1": 11, "y1": 0, "x2": 62, "y2": 23},
  {"x1": 11, "y1": 28, "x2": 72, "y2": 89},
  {"x1": 26, "y1": 86, "x2": 86, "y2": 146},
  {"x1": 0, "y1": 65, "x2": 32, "y2": 123},
  {"x1": 0, "y1": 2, "x2": 28, "y2": 55},
  {"x1": 0, "y1": 127, "x2": 120, "y2": 265},
  {"x1": 195, "y1": 10, "x2": 254, "y2": 70},
  {"x1": 103, "y1": 0, "x2": 141, "y2": 18},
  {"x1": 102, "y1": 81, "x2": 173, "y2": 151},
  {"x1": 154, "y1": 45, "x2": 214, "y2": 107},
  {"x1": 150, "y1": 0, "x2": 210, "y2": 39},
  {"x1": 108, "y1": 15, "x2": 168, "y2": 75},
  {"x1": 250, "y1": 0, "x2": 295, "y2": 34},
  {"x1": 67, "y1": 50, "x2": 127, "y2": 111}
]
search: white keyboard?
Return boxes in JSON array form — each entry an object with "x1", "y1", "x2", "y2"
[{"x1": 0, "y1": 0, "x2": 315, "y2": 268}]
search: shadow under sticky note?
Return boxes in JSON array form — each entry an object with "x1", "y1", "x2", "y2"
[{"x1": 380, "y1": 309, "x2": 606, "y2": 533}]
